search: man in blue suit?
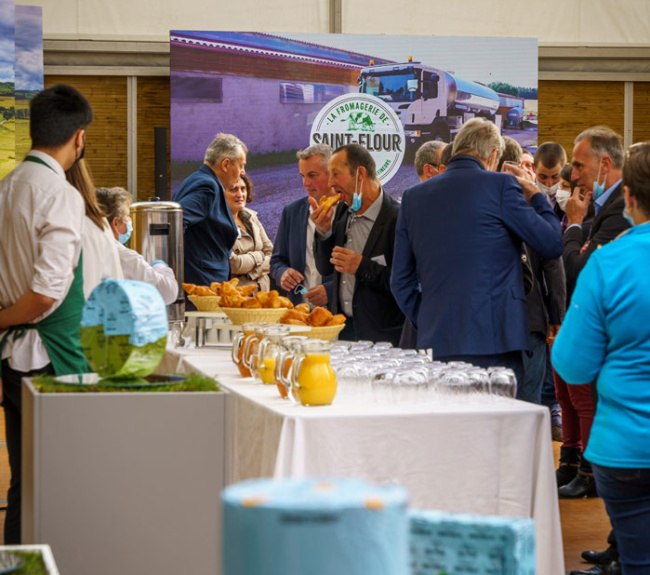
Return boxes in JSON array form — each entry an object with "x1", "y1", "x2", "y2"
[
  {"x1": 270, "y1": 144, "x2": 336, "y2": 307},
  {"x1": 391, "y1": 118, "x2": 563, "y2": 381},
  {"x1": 174, "y1": 133, "x2": 247, "y2": 286}
]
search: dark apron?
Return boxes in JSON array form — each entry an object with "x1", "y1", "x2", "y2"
[{"x1": 0, "y1": 155, "x2": 89, "y2": 377}]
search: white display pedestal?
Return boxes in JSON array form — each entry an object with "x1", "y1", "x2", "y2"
[{"x1": 21, "y1": 378, "x2": 228, "y2": 575}]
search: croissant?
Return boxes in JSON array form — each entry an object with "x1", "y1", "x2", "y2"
[
  {"x1": 307, "y1": 306, "x2": 333, "y2": 327},
  {"x1": 319, "y1": 193, "x2": 341, "y2": 212},
  {"x1": 326, "y1": 314, "x2": 346, "y2": 326}
]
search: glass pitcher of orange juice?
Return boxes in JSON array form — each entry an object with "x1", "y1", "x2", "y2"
[
  {"x1": 290, "y1": 340, "x2": 337, "y2": 406},
  {"x1": 242, "y1": 323, "x2": 270, "y2": 382},
  {"x1": 231, "y1": 322, "x2": 265, "y2": 378},
  {"x1": 274, "y1": 335, "x2": 309, "y2": 399},
  {"x1": 255, "y1": 325, "x2": 291, "y2": 386}
]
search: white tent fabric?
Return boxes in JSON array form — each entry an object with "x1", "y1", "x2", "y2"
[{"x1": 17, "y1": 0, "x2": 650, "y2": 45}]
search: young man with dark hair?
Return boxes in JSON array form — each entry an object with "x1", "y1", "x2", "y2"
[{"x1": 0, "y1": 84, "x2": 92, "y2": 543}]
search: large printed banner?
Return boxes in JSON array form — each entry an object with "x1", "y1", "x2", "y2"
[
  {"x1": 170, "y1": 32, "x2": 538, "y2": 240},
  {"x1": 0, "y1": 1, "x2": 43, "y2": 179},
  {"x1": 0, "y1": 0, "x2": 15, "y2": 179}
]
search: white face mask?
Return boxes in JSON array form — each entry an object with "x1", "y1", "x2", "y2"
[
  {"x1": 536, "y1": 181, "x2": 560, "y2": 197},
  {"x1": 556, "y1": 189, "x2": 571, "y2": 211}
]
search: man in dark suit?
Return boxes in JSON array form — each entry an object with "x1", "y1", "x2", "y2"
[
  {"x1": 563, "y1": 126, "x2": 630, "y2": 298},
  {"x1": 390, "y1": 118, "x2": 563, "y2": 382},
  {"x1": 270, "y1": 144, "x2": 336, "y2": 307},
  {"x1": 312, "y1": 144, "x2": 404, "y2": 345},
  {"x1": 558, "y1": 127, "x2": 630, "y2": 559},
  {"x1": 173, "y1": 133, "x2": 246, "y2": 286}
]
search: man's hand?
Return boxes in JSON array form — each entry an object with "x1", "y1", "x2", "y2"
[
  {"x1": 305, "y1": 285, "x2": 328, "y2": 307},
  {"x1": 547, "y1": 324, "x2": 561, "y2": 345},
  {"x1": 280, "y1": 268, "x2": 304, "y2": 292},
  {"x1": 308, "y1": 197, "x2": 335, "y2": 235},
  {"x1": 330, "y1": 247, "x2": 362, "y2": 275},
  {"x1": 565, "y1": 186, "x2": 592, "y2": 227},
  {"x1": 501, "y1": 163, "x2": 539, "y2": 202}
]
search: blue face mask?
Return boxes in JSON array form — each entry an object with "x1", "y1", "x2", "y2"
[
  {"x1": 623, "y1": 205, "x2": 635, "y2": 227},
  {"x1": 351, "y1": 168, "x2": 363, "y2": 213},
  {"x1": 592, "y1": 159, "x2": 606, "y2": 200},
  {"x1": 119, "y1": 220, "x2": 133, "y2": 244}
]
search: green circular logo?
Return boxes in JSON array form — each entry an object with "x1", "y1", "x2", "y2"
[{"x1": 310, "y1": 93, "x2": 405, "y2": 184}]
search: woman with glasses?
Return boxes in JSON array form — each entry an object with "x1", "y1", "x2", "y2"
[
  {"x1": 226, "y1": 174, "x2": 273, "y2": 292},
  {"x1": 553, "y1": 142, "x2": 650, "y2": 574}
]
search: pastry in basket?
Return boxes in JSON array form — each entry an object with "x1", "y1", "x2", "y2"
[
  {"x1": 210, "y1": 282, "x2": 222, "y2": 295},
  {"x1": 221, "y1": 278, "x2": 240, "y2": 295},
  {"x1": 221, "y1": 293, "x2": 244, "y2": 308},
  {"x1": 182, "y1": 282, "x2": 198, "y2": 295},
  {"x1": 307, "y1": 306, "x2": 333, "y2": 327},
  {"x1": 278, "y1": 296, "x2": 294, "y2": 309},
  {"x1": 241, "y1": 297, "x2": 262, "y2": 309},
  {"x1": 294, "y1": 303, "x2": 311, "y2": 314},
  {"x1": 194, "y1": 285, "x2": 217, "y2": 296},
  {"x1": 279, "y1": 309, "x2": 310, "y2": 325},
  {"x1": 326, "y1": 314, "x2": 346, "y2": 326},
  {"x1": 265, "y1": 291, "x2": 283, "y2": 309},
  {"x1": 318, "y1": 193, "x2": 341, "y2": 212},
  {"x1": 238, "y1": 284, "x2": 259, "y2": 297}
]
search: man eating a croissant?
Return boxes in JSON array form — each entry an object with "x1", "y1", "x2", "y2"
[
  {"x1": 310, "y1": 143, "x2": 404, "y2": 345},
  {"x1": 270, "y1": 144, "x2": 340, "y2": 308}
]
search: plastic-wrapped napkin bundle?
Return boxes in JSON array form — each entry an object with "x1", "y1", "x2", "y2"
[
  {"x1": 409, "y1": 509, "x2": 535, "y2": 575},
  {"x1": 222, "y1": 477, "x2": 409, "y2": 575},
  {"x1": 80, "y1": 279, "x2": 168, "y2": 378}
]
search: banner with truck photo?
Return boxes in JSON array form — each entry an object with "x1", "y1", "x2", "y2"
[{"x1": 170, "y1": 32, "x2": 538, "y2": 240}]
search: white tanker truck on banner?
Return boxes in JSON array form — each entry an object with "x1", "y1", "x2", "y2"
[{"x1": 357, "y1": 57, "x2": 501, "y2": 147}]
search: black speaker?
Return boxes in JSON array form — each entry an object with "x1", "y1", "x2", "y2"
[{"x1": 154, "y1": 127, "x2": 168, "y2": 200}]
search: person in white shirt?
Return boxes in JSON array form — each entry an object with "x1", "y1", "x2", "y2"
[
  {"x1": 0, "y1": 84, "x2": 93, "y2": 543},
  {"x1": 95, "y1": 187, "x2": 179, "y2": 305},
  {"x1": 65, "y1": 159, "x2": 123, "y2": 298}
]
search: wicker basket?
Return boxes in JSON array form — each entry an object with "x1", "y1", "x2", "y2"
[
  {"x1": 221, "y1": 306, "x2": 287, "y2": 325},
  {"x1": 188, "y1": 295, "x2": 222, "y2": 312},
  {"x1": 302, "y1": 323, "x2": 346, "y2": 341}
]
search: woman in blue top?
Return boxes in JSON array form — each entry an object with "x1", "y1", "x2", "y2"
[{"x1": 553, "y1": 142, "x2": 650, "y2": 574}]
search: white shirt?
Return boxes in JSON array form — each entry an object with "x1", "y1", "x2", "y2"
[
  {"x1": 0, "y1": 151, "x2": 85, "y2": 371},
  {"x1": 116, "y1": 241, "x2": 179, "y2": 305},
  {"x1": 303, "y1": 211, "x2": 322, "y2": 302},
  {"x1": 81, "y1": 216, "x2": 123, "y2": 299}
]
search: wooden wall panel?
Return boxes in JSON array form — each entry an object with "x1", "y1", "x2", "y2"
[
  {"x1": 44, "y1": 76, "x2": 128, "y2": 188},
  {"x1": 633, "y1": 82, "x2": 650, "y2": 144},
  {"x1": 538, "y1": 80, "x2": 625, "y2": 160},
  {"x1": 137, "y1": 77, "x2": 170, "y2": 201}
]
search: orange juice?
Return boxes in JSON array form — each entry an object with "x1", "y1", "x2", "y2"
[
  {"x1": 237, "y1": 332, "x2": 256, "y2": 377},
  {"x1": 258, "y1": 356, "x2": 276, "y2": 385},
  {"x1": 294, "y1": 353, "x2": 337, "y2": 406},
  {"x1": 276, "y1": 356, "x2": 292, "y2": 398}
]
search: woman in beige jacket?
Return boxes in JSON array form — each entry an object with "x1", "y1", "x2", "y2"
[{"x1": 225, "y1": 174, "x2": 273, "y2": 292}]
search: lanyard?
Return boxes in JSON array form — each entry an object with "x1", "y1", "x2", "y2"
[{"x1": 23, "y1": 155, "x2": 57, "y2": 172}]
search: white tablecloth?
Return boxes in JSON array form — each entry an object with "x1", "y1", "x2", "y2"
[{"x1": 160, "y1": 346, "x2": 564, "y2": 574}]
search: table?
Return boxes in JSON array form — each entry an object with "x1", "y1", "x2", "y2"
[{"x1": 160, "y1": 346, "x2": 564, "y2": 574}]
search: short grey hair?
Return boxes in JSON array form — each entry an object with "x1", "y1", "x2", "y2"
[
  {"x1": 204, "y1": 133, "x2": 248, "y2": 166},
  {"x1": 414, "y1": 141, "x2": 446, "y2": 176},
  {"x1": 95, "y1": 186, "x2": 132, "y2": 222},
  {"x1": 574, "y1": 126, "x2": 624, "y2": 169},
  {"x1": 452, "y1": 118, "x2": 505, "y2": 162},
  {"x1": 296, "y1": 144, "x2": 332, "y2": 171}
]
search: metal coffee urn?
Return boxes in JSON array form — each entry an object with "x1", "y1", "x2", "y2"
[{"x1": 129, "y1": 198, "x2": 184, "y2": 324}]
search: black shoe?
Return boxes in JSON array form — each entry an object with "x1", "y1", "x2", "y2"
[
  {"x1": 581, "y1": 547, "x2": 618, "y2": 565},
  {"x1": 557, "y1": 462, "x2": 579, "y2": 487},
  {"x1": 558, "y1": 472, "x2": 598, "y2": 498},
  {"x1": 569, "y1": 563, "x2": 620, "y2": 575}
]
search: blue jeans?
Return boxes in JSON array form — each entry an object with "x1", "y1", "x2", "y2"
[
  {"x1": 593, "y1": 463, "x2": 650, "y2": 574},
  {"x1": 518, "y1": 332, "x2": 546, "y2": 403}
]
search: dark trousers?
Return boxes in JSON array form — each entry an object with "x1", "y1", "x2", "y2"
[
  {"x1": 435, "y1": 351, "x2": 524, "y2": 391},
  {"x1": 519, "y1": 332, "x2": 546, "y2": 403},
  {"x1": 593, "y1": 464, "x2": 650, "y2": 574},
  {"x1": 1, "y1": 360, "x2": 54, "y2": 544},
  {"x1": 338, "y1": 316, "x2": 357, "y2": 342}
]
